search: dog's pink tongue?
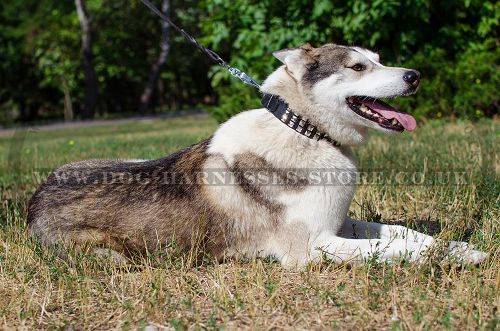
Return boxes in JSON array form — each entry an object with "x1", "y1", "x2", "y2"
[{"x1": 365, "y1": 100, "x2": 417, "y2": 131}]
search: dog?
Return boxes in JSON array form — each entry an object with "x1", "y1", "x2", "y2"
[{"x1": 27, "y1": 43, "x2": 487, "y2": 267}]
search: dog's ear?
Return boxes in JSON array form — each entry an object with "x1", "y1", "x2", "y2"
[
  {"x1": 273, "y1": 44, "x2": 316, "y2": 78},
  {"x1": 300, "y1": 42, "x2": 314, "y2": 51}
]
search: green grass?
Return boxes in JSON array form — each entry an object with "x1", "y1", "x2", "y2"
[{"x1": 0, "y1": 116, "x2": 498, "y2": 330}]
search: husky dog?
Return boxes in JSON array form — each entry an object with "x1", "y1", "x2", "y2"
[{"x1": 28, "y1": 43, "x2": 487, "y2": 267}]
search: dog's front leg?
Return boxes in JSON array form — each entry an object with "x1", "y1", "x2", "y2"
[
  {"x1": 312, "y1": 230, "x2": 433, "y2": 264},
  {"x1": 340, "y1": 218, "x2": 434, "y2": 243},
  {"x1": 337, "y1": 218, "x2": 487, "y2": 264}
]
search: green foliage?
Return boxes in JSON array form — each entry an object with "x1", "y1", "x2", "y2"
[
  {"x1": 0, "y1": 0, "x2": 214, "y2": 123},
  {"x1": 0, "y1": 0, "x2": 498, "y2": 123},
  {"x1": 34, "y1": 2, "x2": 82, "y2": 109},
  {"x1": 453, "y1": 40, "x2": 499, "y2": 117},
  {"x1": 393, "y1": 39, "x2": 499, "y2": 119},
  {"x1": 200, "y1": 0, "x2": 499, "y2": 122}
]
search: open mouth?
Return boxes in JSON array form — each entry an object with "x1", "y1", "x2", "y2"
[{"x1": 346, "y1": 96, "x2": 417, "y2": 131}]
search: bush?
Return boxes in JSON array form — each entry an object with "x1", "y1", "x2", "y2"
[
  {"x1": 393, "y1": 39, "x2": 499, "y2": 120},
  {"x1": 453, "y1": 40, "x2": 499, "y2": 118},
  {"x1": 200, "y1": 0, "x2": 499, "y2": 122}
]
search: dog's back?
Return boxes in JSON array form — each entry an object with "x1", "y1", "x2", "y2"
[{"x1": 27, "y1": 139, "x2": 232, "y2": 257}]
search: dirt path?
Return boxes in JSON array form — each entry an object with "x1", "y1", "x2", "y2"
[{"x1": 0, "y1": 110, "x2": 208, "y2": 138}]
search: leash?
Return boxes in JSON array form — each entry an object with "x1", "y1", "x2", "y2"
[
  {"x1": 139, "y1": 0, "x2": 260, "y2": 89},
  {"x1": 139, "y1": 0, "x2": 339, "y2": 146}
]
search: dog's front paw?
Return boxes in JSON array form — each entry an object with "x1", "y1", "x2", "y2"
[{"x1": 448, "y1": 241, "x2": 488, "y2": 265}]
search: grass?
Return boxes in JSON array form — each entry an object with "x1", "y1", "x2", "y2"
[{"x1": 0, "y1": 116, "x2": 498, "y2": 330}]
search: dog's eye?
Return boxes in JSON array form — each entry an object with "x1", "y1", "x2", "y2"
[{"x1": 350, "y1": 64, "x2": 366, "y2": 71}]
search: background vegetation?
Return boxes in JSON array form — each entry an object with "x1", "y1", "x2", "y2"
[
  {"x1": 0, "y1": 117, "x2": 498, "y2": 329},
  {"x1": 0, "y1": 0, "x2": 498, "y2": 125}
]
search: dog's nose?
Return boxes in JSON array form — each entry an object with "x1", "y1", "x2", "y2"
[{"x1": 403, "y1": 70, "x2": 420, "y2": 87}]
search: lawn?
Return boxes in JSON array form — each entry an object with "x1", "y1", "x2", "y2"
[{"x1": 0, "y1": 116, "x2": 498, "y2": 330}]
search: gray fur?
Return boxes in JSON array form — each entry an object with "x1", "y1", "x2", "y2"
[{"x1": 301, "y1": 44, "x2": 352, "y2": 87}]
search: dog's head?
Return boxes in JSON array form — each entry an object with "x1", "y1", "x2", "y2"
[{"x1": 271, "y1": 43, "x2": 420, "y2": 134}]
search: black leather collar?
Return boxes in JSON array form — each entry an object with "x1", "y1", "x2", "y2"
[{"x1": 261, "y1": 93, "x2": 340, "y2": 146}]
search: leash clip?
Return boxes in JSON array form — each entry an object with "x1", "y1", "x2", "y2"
[{"x1": 227, "y1": 66, "x2": 261, "y2": 89}]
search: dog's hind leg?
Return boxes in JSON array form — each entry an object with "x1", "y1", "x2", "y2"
[
  {"x1": 29, "y1": 215, "x2": 138, "y2": 263},
  {"x1": 93, "y1": 248, "x2": 129, "y2": 264}
]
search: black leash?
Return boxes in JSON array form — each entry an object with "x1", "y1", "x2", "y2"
[
  {"x1": 140, "y1": 0, "x2": 260, "y2": 89},
  {"x1": 139, "y1": 0, "x2": 340, "y2": 146}
]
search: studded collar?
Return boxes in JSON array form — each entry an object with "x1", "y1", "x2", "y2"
[{"x1": 261, "y1": 94, "x2": 340, "y2": 146}]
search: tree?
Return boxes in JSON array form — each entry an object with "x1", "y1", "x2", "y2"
[
  {"x1": 140, "y1": 0, "x2": 171, "y2": 113},
  {"x1": 75, "y1": 0, "x2": 98, "y2": 119},
  {"x1": 0, "y1": 0, "x2": 214, "y2": 124}
]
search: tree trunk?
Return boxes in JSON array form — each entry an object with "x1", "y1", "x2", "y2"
[
  {"x1": 18, "y1": 99, "x2": 28, "y2": 122},
  {"x1": 61, "y1": 75, "x2": 74, "y2": 121},
  {"x1": 75, "y1": 0, "x2": 98, "y2": 119},
  {"x1": 139, "y1": 0, "x2": 170, "y2": 113},
  {"x1": 157, "y1": 78, "x2": 165, "y2": 111}
]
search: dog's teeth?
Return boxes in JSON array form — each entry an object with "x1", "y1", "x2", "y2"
[{"x1": 391, "y1": 119, "x2": 398, "y2": 125}]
